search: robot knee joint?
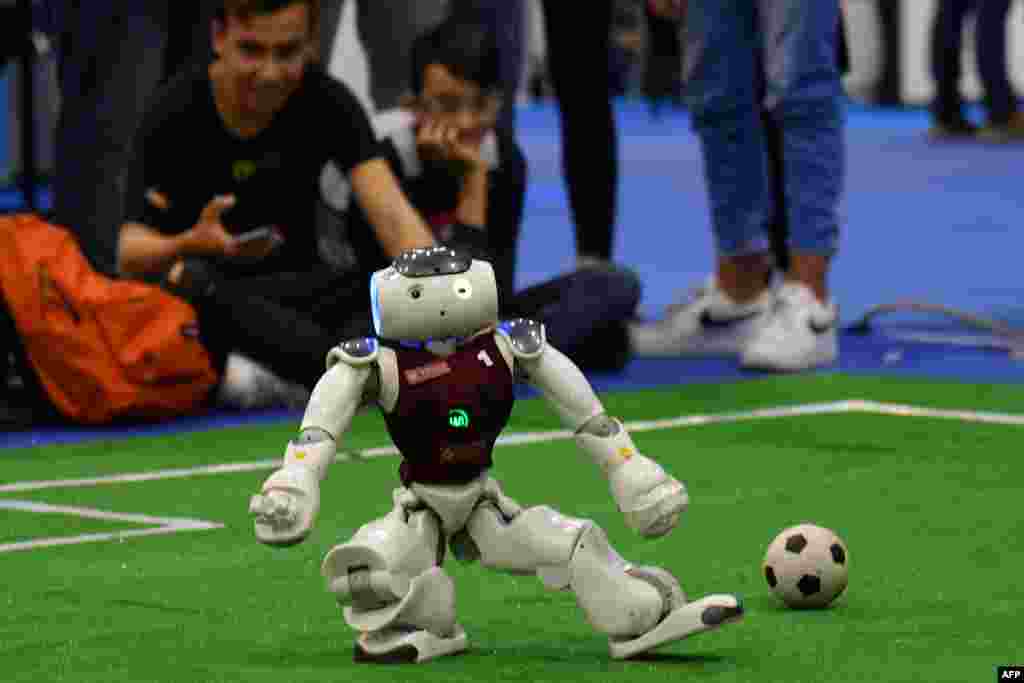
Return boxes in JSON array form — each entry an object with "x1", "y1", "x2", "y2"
[
  {"x1": 328, "y1": 567, "x2": 411, "y2": 610},
  {"x1": 322, "y1": 509, "x2": 441, "y2": 609},
  {"x1": 467, "y1": 504, "x2": 587, "y2": 585},
  {"x1": 322, "y1": 509, "x2": 458, "y2": 636},
  {"x1": 568, "y1": 523, "x2": 668, "y2": 638}
]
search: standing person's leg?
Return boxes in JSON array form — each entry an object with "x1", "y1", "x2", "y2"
[
  {"x1": 490, "y1": 1, "x2": 524, "y2": 135},
  {"x1": 642, "y1": 1, "x2": 684, "y2": 115},
  {"x1": 356, "y1": 0, "x2": 449, "y2": 110},
  {"x1": 758, "y1": 0, "x2": 843, "y2": 302},
  {"x1": 741, "y1": 0, "x2": 843, "y2": 372},
  {"x1": 762, "y1": 111, "x2": 789, "y2": 274},
  {"x1": 487, "y1": 132, "x2": 528, "y2": 303},
  {"x1": 541, "y1": 0, "x2": 618, "y2": 264},
  {"x1": 451, "y1": 0, "x2": 525, "y2": 135},
  {"x1": 53, "y1": 0, "x2": 169, "y2": 274},
  {"x1": 627, "y1": 0, "x2": 774, "y2": 360},
  {"x1": 929, "y1": 0, "x2": 975, "y2": 135},
  {"x1": 975, "y1": 0, "x2": 1024, "y2": 140},
  {"x1": 683, "y1": 0, "x2": 772, "y2": 302},
  {"x1": 766, "y1": 12, "x2": 850, "y2": 276}
]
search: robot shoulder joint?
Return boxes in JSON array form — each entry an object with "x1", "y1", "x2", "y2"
[
  {"x1": 496, "y1": 318, "x2": 547, "y2": 359},
  {"x1": 326, "y1": 337, "x2": 380, "y2": 369}
]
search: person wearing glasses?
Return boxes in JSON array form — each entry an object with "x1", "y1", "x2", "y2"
[{"x1": 321, "y1": 15, "x2": 643, "y2": 372}]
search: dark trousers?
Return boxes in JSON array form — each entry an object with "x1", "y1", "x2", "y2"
[
  {"x1": 931, "y1": 0, "x2": 1017, "y2": 125},
  {"x1": 504, "y1": 265, "x2": 640, "y2": 372},
  {"x1": 542, "y1": 0, "x2": 618, "y2": 262},
  {"x1": 351, "y1": 0, "x2": 449, "y2": 109},
  {"x1": 643, "y1": 3, "x2": 684, "y2": 110},
  {"x1": 172, "y1": 265, "x2": 374, "y2": 390},
  {"x1": 461, "y1": 0, "x2": 618, "y2": 262}
]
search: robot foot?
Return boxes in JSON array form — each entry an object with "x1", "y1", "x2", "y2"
[
  {"x1": 608, "y1": 594, "x2": 743, "y2": 660},
  {"x1": 354, "y1": 624, "x2": 469, "y2": 664}
]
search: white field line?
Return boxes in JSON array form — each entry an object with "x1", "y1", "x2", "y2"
[
  {"x1": 0, "y1": 499, "x2": 223, "y2": 554},
  {"x1": 856, "y1": 400, "x2": 1024, "y2": 426},
  {"x1": 2, "y1": 399, "x2": 1021, "y2": 497},
  {"x1": 1, "y1": 399, "x2": 1021, "y2": 555}
]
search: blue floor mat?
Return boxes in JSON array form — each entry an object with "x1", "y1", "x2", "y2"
[
  {"x1": 4, "y1": 329, "x2": 1022, "y2": 451},
  {"x1": 3, "y1": 100, "x2": 1022, "y2": 449}
]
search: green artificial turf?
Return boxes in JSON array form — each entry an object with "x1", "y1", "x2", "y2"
[{"x1": 2, "y1": 375, "x2": 1021, "y2": 682}]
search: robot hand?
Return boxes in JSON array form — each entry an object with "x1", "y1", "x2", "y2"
[
  {"x1": 249, "y1": 464, "x2": 321, "y2": 546},
  {"x1": 608, "y1": 454, "x2": 689, "y2": 538}
]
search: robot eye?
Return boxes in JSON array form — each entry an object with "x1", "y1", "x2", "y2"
[
  {"x1": 409, "y1": 285, "x2": 423, "y2": 300},
  {"x1": 453, "y1": 278, "x2": 473, "y2": 300}
]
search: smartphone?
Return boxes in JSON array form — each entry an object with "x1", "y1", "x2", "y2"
[
  {"x1": 232, "y1": 226, "x2": 284, "y2": 263},
  {"x1": 235, "y1": 226, "x2": 279, "y2": 245}
]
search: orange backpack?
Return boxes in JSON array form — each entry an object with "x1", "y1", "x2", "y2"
[{"x1": 0, "y1": 214, "x2": 219, "y2": 424}]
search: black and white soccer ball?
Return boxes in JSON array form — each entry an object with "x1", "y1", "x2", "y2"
[{"x1": 763, "y1": 523, "x2": 849, "y2": 609}]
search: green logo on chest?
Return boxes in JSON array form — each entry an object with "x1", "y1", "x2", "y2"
[
  {"x1": 232, "y1": 160, "x2": 257, "y2": 182},
  {"x1": 448, "y1": 408, "x2": 470, "y2": 428}
]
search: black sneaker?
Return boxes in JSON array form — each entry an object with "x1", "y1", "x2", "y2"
[{"x1": 927, "y1": 117, "x2": 978, "y2": 141}]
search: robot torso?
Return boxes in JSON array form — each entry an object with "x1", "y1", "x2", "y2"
[{"x1": 383, "y1": 333, "x2": 515, "y2": 486}]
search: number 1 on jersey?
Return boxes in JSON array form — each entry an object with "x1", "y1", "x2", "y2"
[{"x1": 477, "y1": 349, "x2": 494, "y2": 367}]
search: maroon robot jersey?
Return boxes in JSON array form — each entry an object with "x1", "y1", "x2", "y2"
[{"x1": 382, "y1": 332, "x2": 516, "y2": 485}]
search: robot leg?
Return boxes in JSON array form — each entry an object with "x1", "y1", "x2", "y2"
[
  {"x1": 321, "y1": 489, "x2": 467, "y2": 663},
  {"x1": 462, "y1": 483, "x2": 742, "y2": 658}
]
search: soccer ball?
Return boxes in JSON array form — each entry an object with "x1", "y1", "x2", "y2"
[{"x1": 762, "y1": 523, "x2": 849, "y2": 609}]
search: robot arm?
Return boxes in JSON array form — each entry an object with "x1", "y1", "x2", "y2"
[
  {"x1": 495, "y1": 321, "x2": 688, "y2": 538},
  {"x1": 250, "y1": 338, "x2": 382, "y2": 546}
]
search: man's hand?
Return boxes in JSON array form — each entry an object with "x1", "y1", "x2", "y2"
[
  {"x1": 233, "y1": 226, "x2": 284, "y2": 263},
  {"x1": 180, "y1": 195, "x2": 240, "y2": 258},
  {"x1": 416, "y1": 117, "x2": 485, "y2": 171},
  {"x1": 607, "y1": 454, "x2": 689, "y2": 538},
  {"x1": 250, "y1": 464, "x2": 320, "y2": 546}
]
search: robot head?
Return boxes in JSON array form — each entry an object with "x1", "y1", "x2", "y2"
[{"x1": 369, "y1": 246, "x2": 499, "y2": 341}]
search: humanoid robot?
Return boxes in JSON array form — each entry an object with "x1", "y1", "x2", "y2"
[{"x1": 249, "y1": 246, "x2": 743, "y2": 663}]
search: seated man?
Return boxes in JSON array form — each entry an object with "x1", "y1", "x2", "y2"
[
  {"x1": 116, "y1": 0, "x2": 438, "y2": 406},
  {"x1": 321, "y1": 15, "x2": 642, "y2": 372}
]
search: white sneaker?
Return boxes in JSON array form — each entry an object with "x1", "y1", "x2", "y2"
[
  {"x1": 216, "y1": 353, "x2": 310, "y2": 410},
  {"x1": 740, "y1": 282, "x2": 838, "y2": 372},
  {"x1": 629, "y1": 278, "x2": 772, "y2": 357}
]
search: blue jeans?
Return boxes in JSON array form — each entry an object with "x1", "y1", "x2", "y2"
[{"x1": 683, "y1": 0, "x2": 844, "y2": 258}]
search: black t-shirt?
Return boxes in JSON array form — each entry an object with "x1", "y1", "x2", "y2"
[{"x1": 124, "y1": 62, "x2": 381, "y2": 277}]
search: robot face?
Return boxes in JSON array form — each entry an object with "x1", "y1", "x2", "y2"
[{"x1": 370, "y1": 248, "x2": 498, "y2": 341}]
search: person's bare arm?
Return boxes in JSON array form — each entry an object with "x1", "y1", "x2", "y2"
[
  {"x1": 455, "y1": 168, "x2": 488, "y2": 228},
  {"x1": 349, "y1": 158, "x2": 437, "y2": 258},
  {"x1": 415, "y1": 118, "x2": 489, "y2": 228},
  {"x1": 117, "y1": 194, "x2": 240, "y2": 278}
]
